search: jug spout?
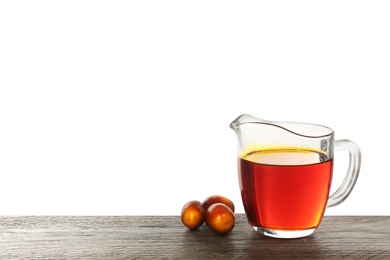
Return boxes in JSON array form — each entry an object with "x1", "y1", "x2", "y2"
[
  {"x1": 230, "y1": 114, "x2": 269, "y2": 131},
  {"x1": 230, "y1": 114, "x2": 275, "y2": 155}
]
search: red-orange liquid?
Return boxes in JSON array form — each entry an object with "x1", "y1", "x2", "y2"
[{"x1": 238, "y1": 149, "x2": 333, "y2": 230}]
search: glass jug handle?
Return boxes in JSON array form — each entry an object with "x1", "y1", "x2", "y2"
[{"x1": 327, "y1": 139, "x2": 361, "y2": 207}]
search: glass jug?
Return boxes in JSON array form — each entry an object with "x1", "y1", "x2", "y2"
[{"x1": 230, "y1": 114, "x2": 361, "y2": 238}]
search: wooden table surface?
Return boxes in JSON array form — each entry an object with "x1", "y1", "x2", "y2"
[{"x1": 0, "y1": 215, "x2": 389, "y2": 259}]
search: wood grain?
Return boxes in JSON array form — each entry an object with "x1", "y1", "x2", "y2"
[{"x1": 0, "y1": 215, "x2": 389, "y2": 259}]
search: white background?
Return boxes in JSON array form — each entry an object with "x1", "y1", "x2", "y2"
[{"x1": 0, "y1": 1, "x2": 389, "y2": 216}]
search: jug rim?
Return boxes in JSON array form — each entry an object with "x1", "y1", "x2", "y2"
[{"x1": 230, "y1": 114, "x2": 334, "y2": 138}]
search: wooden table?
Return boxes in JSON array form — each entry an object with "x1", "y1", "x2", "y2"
[{"x1": 0, "y1": 215, "x2": 389, "y2": 259}]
